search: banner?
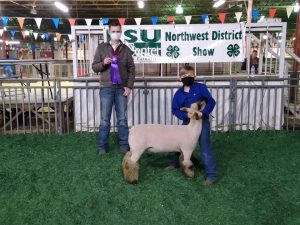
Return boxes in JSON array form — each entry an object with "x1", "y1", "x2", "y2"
[{"x1": 112, "y1": 24, "x2": 245, "y2": 63}]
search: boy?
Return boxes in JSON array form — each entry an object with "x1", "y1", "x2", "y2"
[{"x1": 171, "y1": 65, "x2": 218, "y2": 186}]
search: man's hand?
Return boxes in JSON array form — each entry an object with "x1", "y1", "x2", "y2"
[
  {"x1": 187, "y1": 111, "x2": 203, "y2": 119},
  {"x1": 103, "y1": 57, "x2": 112, "y2": 65},
  {"x1": 123, "y1": 87, "x2": 131, "y2": 96}
]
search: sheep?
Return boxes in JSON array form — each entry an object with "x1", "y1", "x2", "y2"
[{"x1": 122, "y1": 101, "x2": 205, "y2": 183}]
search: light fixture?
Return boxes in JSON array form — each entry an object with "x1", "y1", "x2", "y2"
[
  {"x1": 54, "y1": 1, "x2": 69, "y2": 13},
  {"x1": 25, "y1": 30, "x2": 30, "y2": 36},
  {"x1": 54, "y1": 37, "x2": 58, "y2": 41},
  {"x1": 263, "y1": 34, "x2": 267, "y2": 40},
  {"x1": 293, "y1": 37, "x2": 296, "y2": 41},
  {"x1": 279, "y1": 32, "x2": 282, "y2": 37},
  {"x1": 294, "y1": 2, "x2": 299, "y2": 12},
  {"x1": 30, "y1": 5, "x2": 37, "y2": 15},
  {"x1": 137, "y1": 1, "x2": 144, "y2": 9},
  {"x1": 5, "y1": 40, "x2": 21, "y2": 45},
  {"x1": 176, "y1": 4, "x2": 183, "y2": 14},
  {"x1": 213, "y1": 0, "x2": 225, "y2": 8}
]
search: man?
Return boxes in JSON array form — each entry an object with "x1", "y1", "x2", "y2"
[
  {"x1": 92, "y1": 20, "x2": 135, "y2": 154},
  {"x1": 250, "y1": 49, "x2": 259, "y2": 74}
]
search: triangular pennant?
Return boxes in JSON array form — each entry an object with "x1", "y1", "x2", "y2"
[
  {"x1": 167, "y1": 16, "x2": 175, "y2": 23},
  {"x1": 286, "y1": 6, "x2": 293, "y2": 18},
  {"x1": 68, "y1": 34, "x2": 72, "y2": 41},
  {"x1": 151, "y1": 17, "x2": 158, "y2": 25},
  {"x1": 252, "y1": 10, "x2": 260, "y2": 22},
  {"x1": 235, "y1": 12, "x2": 242, "y2": 22},
  {"x1": 79, "y1": 35, "x2": 84, "y2": 43},
  {"x1": 201, "y1": 14, "x2": 208, "y2": 24},
  {"x1": 34, "y1": 18, "x2": 42, "y2": 29},
  {"x1": 269, "y1": 9, "x2": 277, "y2": 18},
  {"x1": 184, "y1": 16, "x2": 192, "y2": 24},
  {"x1": 44, "y1": 33, "x2": 49, "y2": 40},
  {"x1": 10, "y1": 30, "x2": 16, "y2": 38},
  {"x1": 17, "y1": 18, "x2": 25, "y2": 29},
  {"x1": 68, "y1": 18, "x2": 76, "y2": 26},
  {"x1": 52, "y1": 18, "x2": 60, "y2": 29},
  {"x1": 21, "y1": 31, "x2": 26, "y2": 40},
  {"x1": 33, "y1": 32, "x2": 38, "y2": 40},
  {"x1": 0, "y1": 29, "x2": 3, "y2": 37},
  {"x1": 118, "y1": 18, "x2": 126, "y2": 25},
  {"x1": 102, "y1": 18, "x2": 110, "y2": 25},
  {"x1": 1, "y1": 17, "x2": 9, "y2": 27},
  {"x1": 85, "y1": 19, "x2": 92, "y2": 26},
  {"x1": 134, "y1": 18, "x2": 142, "y2": 25},
  {"x1": 56, "y1": 33, "x2": 62, "y2": 41},
  {"x1": 218, "y1": 13, "x2": 227, "y2": 24}
]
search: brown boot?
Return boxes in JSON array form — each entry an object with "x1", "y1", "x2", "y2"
[{"x1": 202, "y1": 178, "x2": 217, "y2": 186}]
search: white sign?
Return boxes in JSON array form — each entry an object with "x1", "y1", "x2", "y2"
[{"x1": 107, "y1": 24, "x2": 246, "y2": 64}]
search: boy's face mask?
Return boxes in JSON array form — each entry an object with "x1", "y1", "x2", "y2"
[{"x1": 181, "y1": 74, "x2": 195, "y2": 86}]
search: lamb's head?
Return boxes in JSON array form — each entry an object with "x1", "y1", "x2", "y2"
[{"x1": 180, "y1": 101, "x2": 206, "y2": 120}]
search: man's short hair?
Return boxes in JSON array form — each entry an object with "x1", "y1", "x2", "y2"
[
  {"x1": 109, "y1": 20, "x2": 121, "y2": 29},
  {"x1": 180, "y1": 65, "x2": 195, "y2": 76}
]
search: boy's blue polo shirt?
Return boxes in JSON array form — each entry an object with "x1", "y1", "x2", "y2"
[{"x1": 172, "y1": 82, "x2": 216, "y2": 122}]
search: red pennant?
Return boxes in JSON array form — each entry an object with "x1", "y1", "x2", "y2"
[
  {"x1": 218, "y1": 13, "x2": 227, "y2": 24},
  {"x1": 118, "y1": 18, "x2": 126, "y2": 25},
  {"x1": 167, "y1": 16, "x2": 175, "y2": 23},
  {"x1": 68, "y1": 18, "x2": 76, "y2": 26},
  {"x1": 269, "y1": 9, "x2": 277, "y2": 18},
  {"x1": 56, "y1": 33, "x2": 62, "y2": 41},
  {"x1": 21, "y1": 31, "x2": 26, "y2": 39},
  {"x1": 17, "y1": 18, "x2": 25, "y2": 29}
]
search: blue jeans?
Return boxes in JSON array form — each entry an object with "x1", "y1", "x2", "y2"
[
  {"x1": 172, "y1": 119, "x2": 218, "y2": 181},
  {"x1": 98, "y1": 87, "x2": 129, "y2": 153}
]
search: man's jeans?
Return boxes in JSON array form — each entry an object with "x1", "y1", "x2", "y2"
[
  {"x1": 172, "y1": 119, "x2": 218, "y2": 181},
  {"x1": 97, "y1": 87, "x2": 129, "y2": 153}
]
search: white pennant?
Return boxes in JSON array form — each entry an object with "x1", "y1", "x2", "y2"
[
  {"x1": 68, "y1": 34, "x2": 72, "y2": 41},
  {"x1": 0, "y1": 29, "x2": 3, "y2": 37},
  {"x1": 85, "y1": 19, "x2": 92, "y2": 26},
  {"x1": 286, "y1": 6, "x2": 293, "y2": 18},
  {"x1": 33, "y1": 32, "x2": 38, "y2": 40},
  {"x1": 235, "y1": 12, "x2": 242, "y2": 22},
  {"x1": 34, "y1": 18, "x2": 42, "y2": 29},
  {"x1": 134, "y1": 18, "x2": 142, "y2": 25},
  {"x1": 184, "y1": 16, "x2": 192, "y2": 24}
]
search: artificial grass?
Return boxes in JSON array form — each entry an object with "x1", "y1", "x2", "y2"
[{"x1": 0, "y1": 131, "x2": 300, "y2": 225}]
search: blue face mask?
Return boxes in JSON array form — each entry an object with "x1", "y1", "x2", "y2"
[{"x1": 182, "y1": 77, "x2": 194, "y2": 86}]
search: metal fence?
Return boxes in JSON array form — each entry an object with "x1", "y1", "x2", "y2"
[{"x1": 0, "y1": 76, "x2": 299, "y2": 135}]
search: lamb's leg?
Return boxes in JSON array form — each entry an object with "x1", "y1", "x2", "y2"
[
  {"x1": 179, "y1": 150, "x2": 194, "y2": 178},
  {"x1": 122, "y1": 150, "x2": 143, "y2": 183}
]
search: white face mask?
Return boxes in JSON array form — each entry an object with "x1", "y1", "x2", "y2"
[{"x1": 110, "y1": 32, "x2": 121, "y2": 41}]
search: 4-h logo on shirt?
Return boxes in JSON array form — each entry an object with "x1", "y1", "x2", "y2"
[
  {"x1": 227, "y1": 44, "x2": 240, "y2": 57},
  {"x1": 166, "y1": 45, "x2": 180, "y2": 59}
]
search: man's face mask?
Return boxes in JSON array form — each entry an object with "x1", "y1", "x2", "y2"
[
  {"x1": 181, "y1": 76, "x2": 195, "y2": 86},
  {"x1": 110, "y1": 32, "x2": 121, "y2": 41}
]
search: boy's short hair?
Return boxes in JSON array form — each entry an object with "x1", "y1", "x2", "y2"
[
  {"x1": 180, "y1": 65, "x2": 195, "y2": 76},
  {"x1": 109, "y1": 20, "x2": 121, "y2": 29}
]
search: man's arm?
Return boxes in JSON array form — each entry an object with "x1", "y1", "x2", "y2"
[
  {"x1": 92, "y1": 45, "x2": 108, "y2": 73},
  {"x1": 126, "y1": 49, "x2": 135, "y2": 89}
]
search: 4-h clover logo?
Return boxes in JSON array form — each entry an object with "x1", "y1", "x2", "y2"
[
  {"x1": 166, "y1": 45, "x2": 180, "y2": 59},
  {"x1": 227, "y1": 44, "x2": 240, "y2": 57}
]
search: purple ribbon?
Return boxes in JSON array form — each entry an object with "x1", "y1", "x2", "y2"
[{"x1": 110, "y1": 56, "x2": 122, "y2": 85}]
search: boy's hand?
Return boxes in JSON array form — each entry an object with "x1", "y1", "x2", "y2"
[{"x1": 187, "y1": 111, "x2": 203, "y2": 119}]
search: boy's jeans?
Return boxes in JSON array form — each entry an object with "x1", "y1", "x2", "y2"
[
  {"x1": 172, "y1": 118, "x2": 218, "y2": 181},
  {"x1": 97, "y1": 87, "x2": 129, "y2": 153}
]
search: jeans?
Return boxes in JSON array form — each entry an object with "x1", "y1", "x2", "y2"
[
  {"x1": 97, "y1": 87, "x2": 129, "y2": 153},
  {"x1": 172, "y1": 119, "x2": 218, "y2": 181}
]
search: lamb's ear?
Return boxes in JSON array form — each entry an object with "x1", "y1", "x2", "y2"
[
  {"x1": 197, "y1": 100, "x2": 206, "y2": 111},
  {"x1": 194, "y1": 112, "x2": 201, "y2": 120},
  {"x1": 180, "y1": 107, "x2": 189, "y2": 112}
]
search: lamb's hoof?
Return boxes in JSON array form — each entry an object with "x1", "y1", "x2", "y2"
[{"x1": 183, "y1": 167, "x2": 195, "y2": 178}]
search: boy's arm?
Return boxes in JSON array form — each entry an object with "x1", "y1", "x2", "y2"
[
  {"x1": 200, "y1": 84, "x2": 216, "y2": 117},
  {"x1": 172, "y1": 94, "x2": 188, "y2": 121}
]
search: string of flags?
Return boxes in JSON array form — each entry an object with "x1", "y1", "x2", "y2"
[{"x1": 0, "y1": 6, "x2": 297, "y2": 42}]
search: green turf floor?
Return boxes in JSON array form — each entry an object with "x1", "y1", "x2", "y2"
[{"x1": 1, "y1": 131, "x2": 300, "y2": 225}]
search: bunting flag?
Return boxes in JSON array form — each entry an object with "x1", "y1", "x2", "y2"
[
  {"x1": 184, "y1": 16, "x2": 192, "y2": 24},
  {"x1": 52, "y1": 18, "x2": 60, "y2": 29},
  {"x1": 68, "y1": 34, "x2": 72, "y2": 41},
  {"x1": 17, "y1": 18, "x2": 25, "y2": 29},
  {"x1": 252, "y1": 9, "x2": 260, "y2": 22},
  {"x1": 34, "y1": 18, "x2": 42, "y2": 29},
  {"x1": 79, "y1": 35, "x2": 84, "y2": 43},
  {"x1": 1, "y1": 17, "x2": 9, "y2": 27},
  {"x1": 102, "y1": 18, "x2": 109, "y2": 25},
  {"x1": 151, "y1": 17, "x2": 158, "y2": 25},
  {"x1": 68, "y1": 18, "x2": 76, "y2": 26},
  {"x1": 134, "y1": 18, "x2": 142, "y2": 25},
  {"x1": 167, "y1": 16, "x2": 175, "y2": 23},
  {"x1": 56, "y1": 33, "x2": 62, "y2": 41},
  {"x1": 286, "y1": 6, "x2": 293, "y2": 18},
  {"x1": 85, "y1": 19, "x2": 92, "y2": 26},
  {"x1": 118, "y1": 18, "x2": 126, "y2": 25},
  {"x1": 0, "y1": 29, "x2": 3, "y2": 37},
  {"x1": 201, "y1": 14, "x2": 208, "y2": 24},
  {"x1": 33, "y1": 32, "x2": 38, "y2": 40},
  {"x1": 235, "y1": 12, "x2": 242, "y2": 22},
  {"x1": 21, "y1": 31, "x2": 26, "y2": 40},
  {"x1": 10, "y1": 30, "x2": 16, "y2": 38},
  {"x1": 44, "y1": 33, "x2": 49, "y2": 40},
  {"x1": 269, "y1": 9, "x2": 277, "y2": 18},
  {"x1": 218, "y1": 13, "x2": 227, "y2": 24}
]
